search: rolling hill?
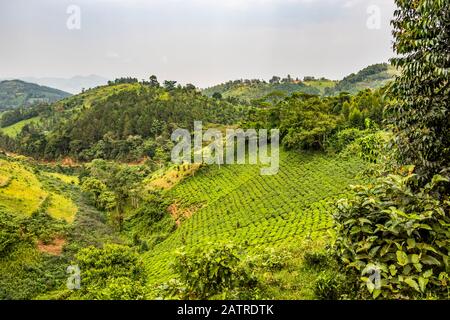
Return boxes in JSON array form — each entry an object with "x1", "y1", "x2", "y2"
[
  {"x1": 20, "y1": 75, "x2": 109, "y2": 94},
  {"x1": 202, "y1": 63, "x2": 397, "y2": 102},
  {"x1": 324, "y1": 63, "x2": 399, "y2": 95},
  {"x1": 0, "y1": 80, "x2": 71, "y2": 110},
  {"x1": 0, "y1": 80, "x2": 247, "y2": 161},
  {"x1": 202, "y1": 79, "x2": 328, "y2": 102}
]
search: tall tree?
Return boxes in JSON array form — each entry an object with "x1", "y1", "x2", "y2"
[{"x1": 388, "y1": 0, "x2": 449, "y2": 183}]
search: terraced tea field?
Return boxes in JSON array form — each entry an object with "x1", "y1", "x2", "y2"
[{"x1": 143, "y1": 150, "x2": 366, "y2": 285}]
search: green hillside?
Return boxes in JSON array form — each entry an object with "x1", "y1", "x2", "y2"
[
  {"x1": 325, "y1": 63, "x2": 398, "y2": 95},
  {"x1": 202, "y1": 64, "x2": 396, "y2": 102},
  {"x1": 0, "y1": 80, "x2": 71, "y2": 110},
  {"x1": 0, "y1": 79, "x2": 247, "y2": 162},
  {"x1": 142, "y1": 150, "x2": 366, "y2": 288},
  {"x1": 0, "y1": 156, "x2": 77, "y2": 222},
  {"x1": 0, "y1": 117, "x2": 41, "y2": 137},
  {"x1": 202, "y1": 79, "x2": 326, "y2": 102}
]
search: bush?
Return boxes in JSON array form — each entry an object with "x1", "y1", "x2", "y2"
[
  {"x1": 333, "y1": 172, "x2": 450, "y2": 299},
  {"x1": 328, "y1": 128, "x2": 366, "y2": 153},
  {"x1": 0, "y1": 211, "x2": 24, "y2": 255},
  {"x1": 314, "y1": 272, "x2": 348, "y2": 300},
  {"x1": 71, "y1": 244, "x2": 147, "y2": 299},
  {"x1": 303, "y1": 251, "x2": 329, "y2": 269},
  {"x1": 161, "y1": 242, "x2": 257, "y2": 299},
  {"x1": 340, "y1": 131, "x2": 391, "y2": 164}
]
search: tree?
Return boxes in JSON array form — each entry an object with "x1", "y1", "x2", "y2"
[
  {"x1": 388, "y1": 0, "x2": 449, "y2": 183},
  {"x1": 269, "y1": 76, "x2": 280, "y2": 84},
  {"x1": 81, "y1": 177, "x2": 106, "y2": 206},
  {"x1": 163, "y1": 80, "x2": 177, "y2": 90},
  {"x1": 348, "y1": 107, "x2": 364, "y2": 128},
  {"x1": 149, "y1": 75, "x2": 159, "y2": 88},
  {"x1": 185, "y1": 83, "x2": 196, "y2": 91},
  {"x1": 333, "y1": 0, "x2": 450, "y2": 299},
  {"x1": 212, "y1": 92, "x2": 222, "y2": 100}
]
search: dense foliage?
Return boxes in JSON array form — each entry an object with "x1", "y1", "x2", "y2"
[
  {"x1": 334, "y1": 173, "x2": 449, "y2": 298},
  {"x1": 0, "y1": 80, "x2": 247, "y2": 161},
  {"x1": 332, "y1": 0, "x2": 450, "y2": 300},
  {"x1": 160, "y1": 243, "x2": 257, "y2": 299},
  {"x1": 70, "y1": 244, "x2": 147, "y2": 300},
  {"x1": 388, "y1": 0, "x2": 449, "y2": 183},
  {"x1": 245, "y1": 89, "x2": 385, "y2": 151}
]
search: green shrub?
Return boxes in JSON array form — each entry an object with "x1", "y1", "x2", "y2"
[
  {"x1": 328, "y1": 128, "x2": 366, "y2": 152},
  {"x1": 303, "y1": 251, "x2": 329, "y2": 269},
  {"x1": 314, "y1": 271, "x2": 347, "y2": 300},
  {"x1": 340, "y1": 131, "x2": 391, "y2": 164},
  {"x1": 333, "y1": 172, "x2": 450, "y2": 299},
  {"x1": 0, "y1": 211, "x2": 24, "y2": 255},
  {"x1": 70, "y1": 243, "x2": 147, "y2": 299},
  {"x1": 161, "y1": 242, "x2": 257, "y2": 299},
  {"x1": 90, "y1": 277, "x2": 147, "y2": 300}
]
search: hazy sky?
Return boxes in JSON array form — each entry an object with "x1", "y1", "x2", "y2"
[{"x1": 0, "y1": 0, "x2": 396, "y2": 87}]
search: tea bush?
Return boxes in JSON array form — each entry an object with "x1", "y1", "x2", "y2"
[{"x1": 161, "y1": 243, "x2": 257, "y2": 299}]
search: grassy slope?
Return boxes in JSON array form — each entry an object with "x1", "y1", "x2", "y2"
[
  {"x1": 54, "y1": 83, "x2": 142, "y2": 110},
  {"x1": 0, "y1": 117, "x2": 41, "y2": 137},
  {"x1": 328, "y1": 64, "x2": 399, "y2": 95},
  {"x1": 0, "y1": 158, "x2": 120, "y2": 299},
  {"x1": 303, "y1": 80, "x2": 337, "y2": 95},
  {"x1": 0, "y1": 157, "x2": 77, "y2": 222},
  {"x1": 143, "y1": 150, "x2": 366, "y2": 290},
  {"x1": 0, "y1": 83, "x2": 141, "y2": 138}
]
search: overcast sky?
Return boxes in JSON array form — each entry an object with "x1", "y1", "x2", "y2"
[{"x1": 0, "y1": 0, "x2": 396, "y2": 87}]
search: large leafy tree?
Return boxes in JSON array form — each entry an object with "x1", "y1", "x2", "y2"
[
  {"x1": 388, "y1": 0, "x2": 449, "y2": 183},
  {"x1": 332, "y1": 0, "x2": 450, "y2": 299}
]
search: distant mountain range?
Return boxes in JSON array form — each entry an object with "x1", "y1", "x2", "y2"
[
  {"x1": 0, "y1": 80, "x2": 71, "y2": 110},
  {"x1": 0, "y1": 75, "x2": 109, "y2": 94}
]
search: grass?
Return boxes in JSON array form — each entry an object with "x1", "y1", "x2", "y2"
[
  {"x1": 145, "y1": 163, "x2": 201, "y2": 191},
  {"x1": 0, "y1": 117, "x2": 41, "y2": 137},
  {"x1": 47, "y1": 193, "x2": 77, "y2": 223},
  {"x1": 304, "y1": 80, "x2": 337, "y2": 94},
  {"x1": 1, "y1": 117, "x2": 41, "y2": 137},
  {"x1": 142, "y1": 149, "x2": 366, "y2": 292},
  {"x1": 0, "y1": 158, "x2": 77, "y2": 222},
  {"x1": 43, "y1": 172, "x2": 79, "y2": 185}
]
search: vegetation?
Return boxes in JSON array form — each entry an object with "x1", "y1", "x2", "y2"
[
  {"x1": 0, "y1": 79, "x2": 246, "y2": 162},
  {"x1": 325, "y1": 63, "x2": 398, "y2": 96},
  {"x1": 0, "y1": 80, "x2": 71, "y2": 110},
  {"x1": 0, "y1": 0, "x2": 447, "y2": 300},
  {"x1": 331, "y1": 0, "x2": 450, "y2": 300},
  {"x1": 203, "y1": 77, "x2": 322, "y2": 103}
]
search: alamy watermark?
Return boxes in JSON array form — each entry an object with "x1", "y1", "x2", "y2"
[
  {"x1": 66, "y1": 5, "x2": 81, "y2": 30},
  {"x1": 362, "y1": 264, "x2": 382, "y2": 292},
  {"x1": 67, "y1": 265, "x2": 81, "y2": 290},
  {"x1": 366, "y1": 5, "x2": 381, "y2": 30},
  {"x1": 171, "y1": 121, "x2": 280, "y2": 175}
]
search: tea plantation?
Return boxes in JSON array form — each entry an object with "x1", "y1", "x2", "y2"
[{"x1": 143, "y1": 150, "x2": 366, "y2": 285}]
